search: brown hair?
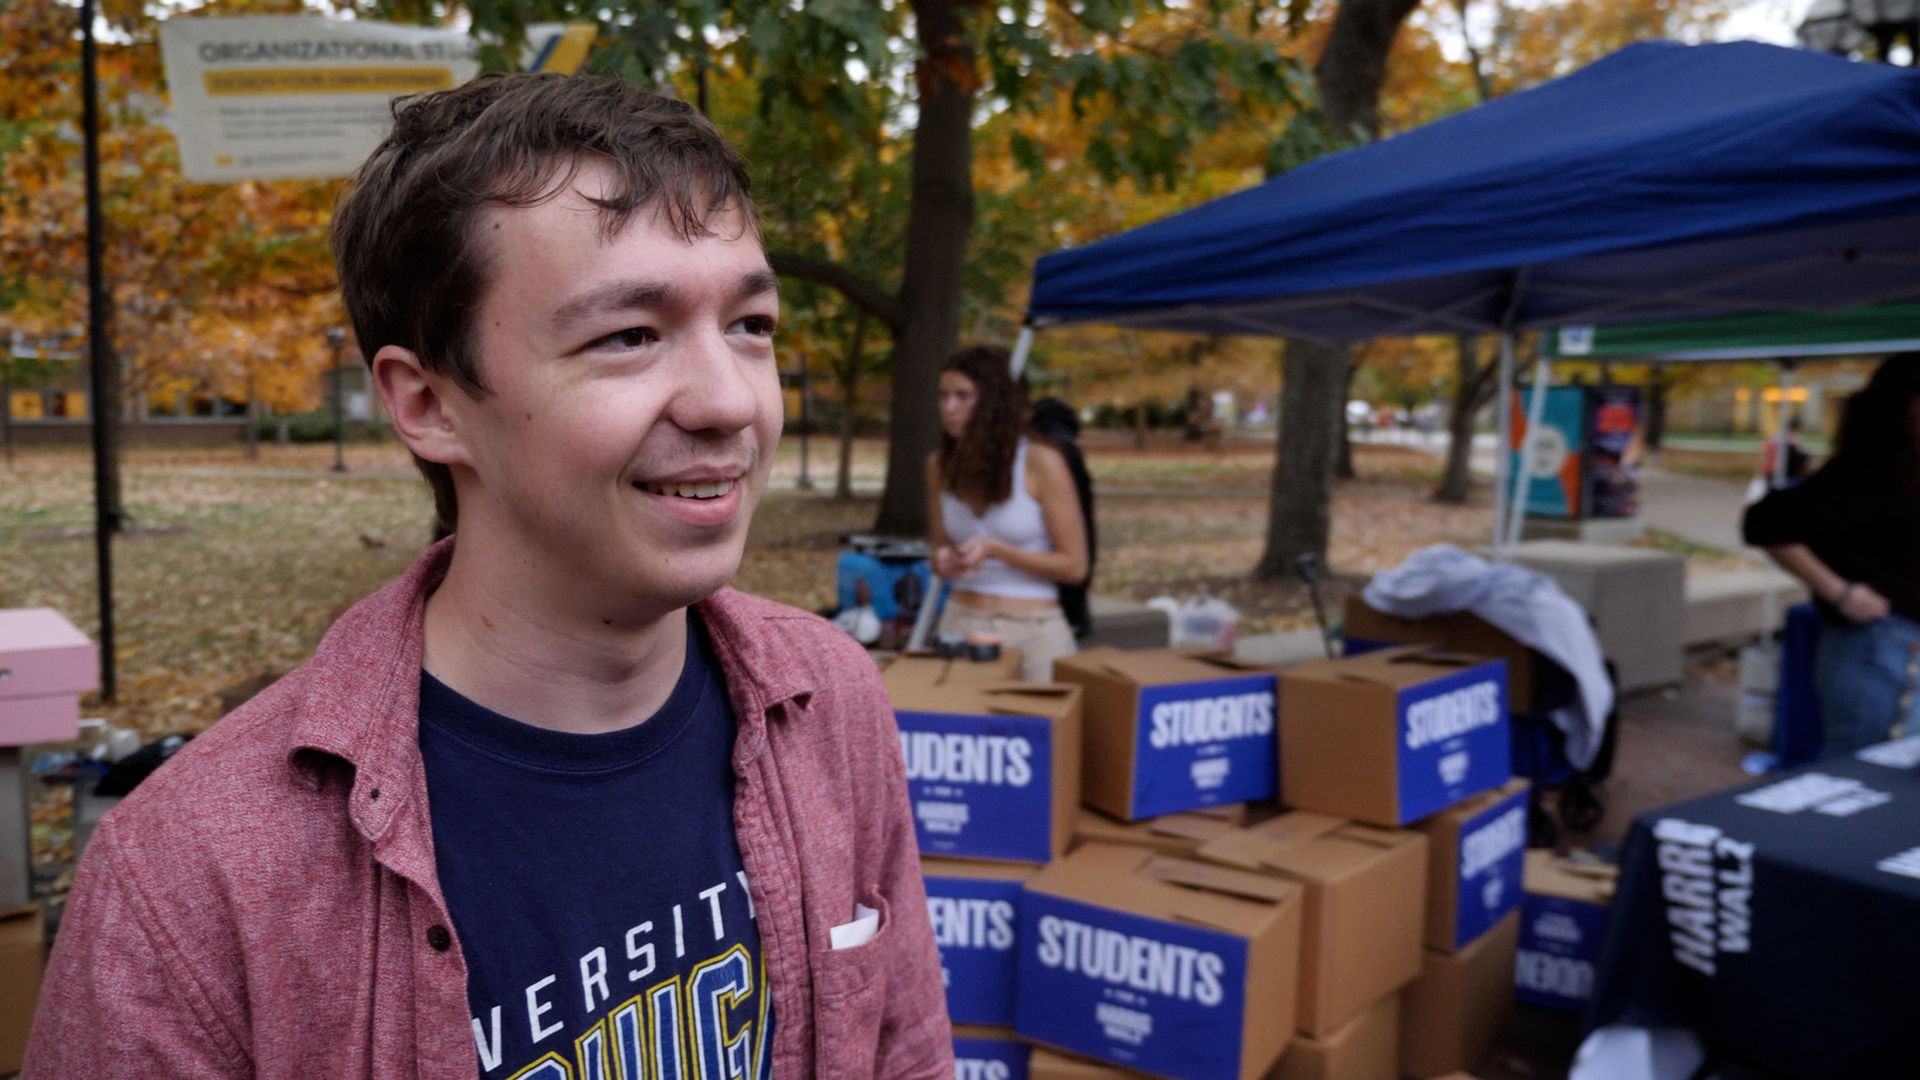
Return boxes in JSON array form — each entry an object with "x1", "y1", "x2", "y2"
[
  {"x1": 937, "y1": 345, "x2": 1028, "y2": 509},
  {"x1": 329, "y1": 72, "x2": 757, "y2": 529}
]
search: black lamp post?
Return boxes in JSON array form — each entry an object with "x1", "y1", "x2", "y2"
[
  {"x1": 325, "y1": 327, "x2": 347, "y2": 473},
  {"x1": 796, "y1": 352, "x2": 814, "y2": 491},
  {"x1": 1801, "y1": 0, "x2": 1920, "y2": 63}
]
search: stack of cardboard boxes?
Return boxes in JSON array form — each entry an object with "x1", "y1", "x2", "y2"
[{"x1": 889, "y1": 631, "x2": 1569, "y2": 1080}]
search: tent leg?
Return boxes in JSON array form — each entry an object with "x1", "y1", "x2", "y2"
[
  {"x1": 1010, "y1": 325, "x2": 1036, "y2": 380},
  {"x1": 1761, "y1": 362, "x2": 1796, "y2": 643},
  {"x1": 1505, "y1": 357, "x2": 1552, "y2": 554},
  {"x1": 1492, "y1": 334, "x2": 1515, "y2": 558}
]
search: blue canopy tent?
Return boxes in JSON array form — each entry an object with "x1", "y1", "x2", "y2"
[{"x1": 1015, "y1": 40, "x2": 1920, "y2": 551}]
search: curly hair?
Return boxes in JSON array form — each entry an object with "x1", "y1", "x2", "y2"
[{"x1": 937, "y1": 345, "x2": 1028, "y2": 509}]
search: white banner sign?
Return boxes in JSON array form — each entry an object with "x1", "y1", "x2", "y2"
[{"x1": 159, "y1": 16, "x2": 593, "y2": 182}]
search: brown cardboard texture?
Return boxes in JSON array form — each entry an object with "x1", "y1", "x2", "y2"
[
  {"x1": 1343, "y1": 596, "x2": 1538, "y2": 711},
  {"x1": 1073, "y1": 807, "x2": 1245, "y2": 858},
  {"x1": 886, "y1": 648, "x2": 1027, "y2": 685},
  {"x1": 1398, "y1": 912, "x2": 1519, "y2": 1079},
  {"x1": 1419, "y1": 779, "x2": 1531, "y2": 952},
  {"x1": 1052, "y1": 647, "x2": 1278, "y2": 820},
  {"x1": 1020, "y1": 843, "x2": 1304, "y2": 1080},
  {"x1": 887, "y1": 665, "x2": 1083, "y2": 863},
  {"x1": 1029, "y1": 1046, "x2": 1150, "y2": 1078},
  {"x1": 1524, "y1": 849, "x2": 1618, "y2": 903},
  {"x1": 1198, "y1": 814, "x2": 1426, "y2": 1037},
  {"x1": 0, "y1": 904, "x2": 45, "y2": 1074},
  {"x1": 1276, "y1": 647, "x2": 1507, "y2": 827},
  {"x1": 1268, "y1": 992, "x2": 1399, "y2": 1080}
]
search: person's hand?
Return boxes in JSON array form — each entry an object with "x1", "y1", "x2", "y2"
[
  {"x1": 931, "y1": 545, "x2": 967, "y2": 580},
  {"x1": 957, "y1": 537, "x2": 996, "y2": 575},
  {"x1": 1836, "y1": 581, "x2": 1891, "y2": 624}
]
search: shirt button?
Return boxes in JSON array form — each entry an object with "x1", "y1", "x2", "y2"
[{"x1": 426, "y1": 925, "x2": 452, "y2": 952}]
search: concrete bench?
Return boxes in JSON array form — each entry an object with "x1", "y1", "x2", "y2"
[{"x1": 1684, "y1": 568, "x2": 1809, "y2": 648}]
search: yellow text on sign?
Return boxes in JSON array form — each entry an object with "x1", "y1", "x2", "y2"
[{"x1": 203, "y1": 66, "x2": 455, "y2": 96}]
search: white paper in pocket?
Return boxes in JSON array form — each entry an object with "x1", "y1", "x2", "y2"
[{"x1": 829, "y1": 903, "x2": 880, "y2": 950}]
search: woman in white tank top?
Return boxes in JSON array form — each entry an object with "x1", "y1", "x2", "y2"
[{"x1": 925, "y1": 346, "x2": 1089, "y2": 681}]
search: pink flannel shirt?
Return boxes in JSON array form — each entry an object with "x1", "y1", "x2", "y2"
[{"x1": 25, "y1": 542, "x2": 952, "y2": 1078}]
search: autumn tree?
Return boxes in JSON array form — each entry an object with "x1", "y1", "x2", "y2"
[
  {"x1": 443, "y1": 0, "x2": 1305, "y2": 536},
  {"x1": 0, "y1": 0, "x2": 346, "y2": 456}
]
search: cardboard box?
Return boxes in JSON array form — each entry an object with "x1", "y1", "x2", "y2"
[
  {"x1": 0, "y1": 608, "x2": 97, "y2": 745},
  {"x1": 925, "y1": 858, "x2": 1036, "y2": 1027},
  {"x1": 1198, "y1": 813, "x2": 1426, "y2": 1037},
  {"x1": 1342, "y1": 596, "x2": 1538, "y2": 712},
  {"x1": 1278, "y1": 647, "x2": 1510, "y2": 827},
  {"x1": 1052, "y1": 648, "x2": 1279, "y2": 820},
  {"x1": 1398, "y1": 911, "x2": 1519, "y2": 1079},
  {"x1": 1514, "y1": 850, "x2": 1616, "y2": 1013},
  {"x1": 1016, "y1": 843, "x2": 1303, "y2": 1080},
  {"x1": 0, "y1": 903, "x2": 45, "y2": 1075},
  {"x1": 887, "y1": 662, "x2": 1082, "y2": 863},
  {"x1": 954, "y1": 1025, "x2": 1033, "y2": 1080},
  {"x1": 1072, "y1": 806, "x2": 1245, "y2": 858},
  {"x1": 1269, "y1": 992, "x2": 1398, "y2": 1080},
  {"x1": 1418, "y1": 779, "x2": 1531, "y2": 953},
  {"x1": 1028, "y1": 1046, "x2": 1146, "y2": 1078},
  {"x1": 887, "y1": 648, "x2": 1027, "y2": 685}
]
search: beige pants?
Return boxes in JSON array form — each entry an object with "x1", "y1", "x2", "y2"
[{"x1": 937, "y1": 604, "x2": 1078, "y2": 683}]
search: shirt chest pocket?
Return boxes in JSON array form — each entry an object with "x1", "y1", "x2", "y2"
[{"x1": 808, "y1": 889, "x2": 893, "y2": 1078}]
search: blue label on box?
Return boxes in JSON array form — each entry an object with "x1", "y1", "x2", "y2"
[
  {"x1": 1451, "y1": 786, "x2": 1529, "y2": 949},
  {"x1": 1130, "y1": 674, "x2": 1278, "y2": 819},
  {"x1": 954, "y1": 1035, "x2": 1030, "y2": 1080},
  {"x1": 927, "y1": 874, "x2": 1023, "y2": 1026},
  {"x1": 1514, "y1": 892, "x2": 1610, "y2": 1012},
  {"x1": 899, "y1": 711, "x2": 1055, "y2": 862},
  {"x1": 1393, "y1": 663, "x2": 1510, "y2": 824},
  {"x1": 1016, "y1": 891, "x2": 1247, "y2": 1080}
]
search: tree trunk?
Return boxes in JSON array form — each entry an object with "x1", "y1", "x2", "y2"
[
  {"x1": 1645, "y1": 365, "x2": 1669, "y2": 453},
  {"x1": 1257, "y1": 0, "x2": 1421, "y2": 579},
  {"x1": 872, "y1": 0, "x2": 974, "y2": 537},
  {"x1": 1256, "y1": 339, "x2": 1349, "y2": 578},
  {"x1": 1335, "y1": 358, "x2": 1360, "y2": 479},
  {"x1": 244, "y1": 374, "x2": 260, "y2": 459},
  {"x1": 837, "y1": 312, "x2": 869, "y2": 500},
  {"x1": 1435, "y1": 334, "x2": 1492, "y2": 504}
]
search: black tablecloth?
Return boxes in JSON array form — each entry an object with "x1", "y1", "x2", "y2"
[{"x1": 1589, "y1": 740, "x2": 1920, "y2": 1078}]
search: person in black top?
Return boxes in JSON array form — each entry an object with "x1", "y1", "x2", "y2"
[
  {"x1": 1031, "y1": 396, "x2": 1097, "y2": 639},
  {"x1": 1744, "y1": 354, "x2": 1920, "y2": 754}
]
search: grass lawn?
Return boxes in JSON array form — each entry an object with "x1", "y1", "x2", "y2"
[{"x1": 2, "y1": 435, "x2": 1492, "y2": 742}]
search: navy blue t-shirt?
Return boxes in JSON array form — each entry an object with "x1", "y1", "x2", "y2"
[{"x1": 419, "y1": 614, "x2": 772, "y2": 1079}]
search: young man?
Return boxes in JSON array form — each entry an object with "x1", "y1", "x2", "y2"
[{"x1": 27, "y1": 74, "x2": 951, "y2": 1078}]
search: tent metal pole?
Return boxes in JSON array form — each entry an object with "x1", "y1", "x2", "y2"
[
  {"x1": 1492, "y1": 333, "x2": 1515, "y2": 558},
  {"x1": 1761, "y1": 361, "x2": 1795, "y2": 644},
  {"x1": 1505, "y1": 356, "x2": 1552, "y2": 554},
  {"x1": 1009, "y1": 325, "x2": 1036, "y2": 380}
]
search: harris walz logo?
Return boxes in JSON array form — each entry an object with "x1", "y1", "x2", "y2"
[{"x1": 1653, "y1": 817, "x2": 1754, "y2": 977}]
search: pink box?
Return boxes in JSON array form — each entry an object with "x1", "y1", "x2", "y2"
[{"x1": 0, "y1": 608, "x2": 97, "y2": 746}]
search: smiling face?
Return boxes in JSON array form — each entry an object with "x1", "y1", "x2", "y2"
[
  {"x1": 939, "y1": 369, "x2": 980, "y2": 440},
  {"x1": 430, "y1": 162, "x2": 782, "y2": 617}
]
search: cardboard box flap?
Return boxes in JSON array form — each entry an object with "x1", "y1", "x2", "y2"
[
  {"x1": 1205, "y1": 816, "x2": 1419, "y2": 884},
  {"x1": 890, "y1": 677, "x2": 1079, "y2": 720},
  {"x1": 921, "y1": 856, "x2": 1041, "y2": 884},
  {"x1": 1248, "y1": 811, "x2": 1346, "y2": 845},
  {"x1": 1143, "y1": 855, "x2": 1297, "y2": 905},
  {"x1": 1525, "y1": 850, "x2": 1618, "y2": 903},
  {"x1": 1298, "y1": 644, "x2": 1501, "y2": 690},
  {"x1": 1146, "y1": 814, "x2": 1237, "y2": 843},
  {"x1": 1060, "y1": 646, "x2": 1274, "y2": 687},
  {"x1": 0, "y1": 904, "x2": 41, "y2": 949}
]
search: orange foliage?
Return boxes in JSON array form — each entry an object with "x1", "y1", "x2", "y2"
[{"x1": 0, "y1": 1, "x2": 345, "y2": 415}]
